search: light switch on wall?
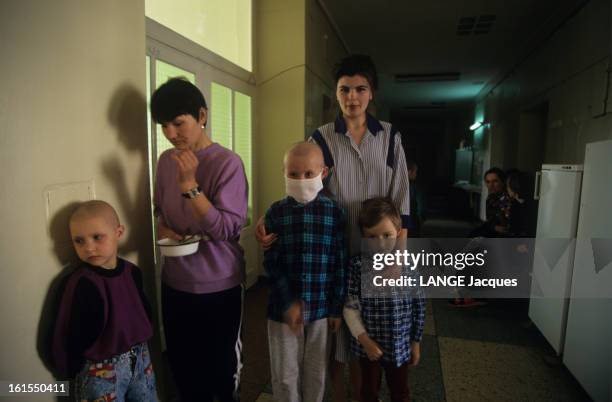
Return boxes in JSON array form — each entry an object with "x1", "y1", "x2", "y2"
[{"x1": 45, "y1": 181, "x2": 96, "y2": 222}]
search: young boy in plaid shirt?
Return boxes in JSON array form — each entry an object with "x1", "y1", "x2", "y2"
[
  {"x1": 264, "y1": 142, "x2": 346, "y2": 402},
  {"x1": 344, "y1": 197, "x2": 426, "y2": 402}
]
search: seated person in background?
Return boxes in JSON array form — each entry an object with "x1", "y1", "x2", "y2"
[
  {"x1": 505, "y1": 169, "x2": 529, "y2": 238},
  {"x1": 457, "y1": 167, "x2": 510, "y2": 306},
  {"x1": 504, "y1": 169, "x2": 535, "y2": 297},
  {"x1": 471, "y1": 167, "x2": 510, "y2": 237}
]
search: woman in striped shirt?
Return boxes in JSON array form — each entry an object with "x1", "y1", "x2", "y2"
[{"x1": 257, "y1": 54, "x2": 412, "y2": 402}]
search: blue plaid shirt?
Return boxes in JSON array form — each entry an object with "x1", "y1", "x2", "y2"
[
  {"x1": 345, "y1": 255, "x2": 426, "y2": 366},
  {"x1": 264, "y1": 194, "x2": 346, "y2": 323}
]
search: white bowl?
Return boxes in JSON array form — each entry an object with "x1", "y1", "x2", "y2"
[{"x1": 157, "y1": 235, "x2": 201, "y2": 257}]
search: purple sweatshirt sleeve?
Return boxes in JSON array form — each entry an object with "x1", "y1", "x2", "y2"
[{"x1": 196, "y1": 155, "x2": 248, "y2": 240}]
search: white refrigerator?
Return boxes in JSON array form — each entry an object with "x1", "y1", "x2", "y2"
[
  {"x1": 562, "y1": 140, "x2": 612, "y2": 402},
  {"x1": 528, "y1": 164, "x2": 583, "y2": 355}
]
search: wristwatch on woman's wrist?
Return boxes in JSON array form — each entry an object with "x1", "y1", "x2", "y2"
[{"x1": 181, "y1": 185, "x2": 202, "y2": 199}]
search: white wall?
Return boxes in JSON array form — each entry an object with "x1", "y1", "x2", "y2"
[
  {"x1": 0, "y1": 1, "x2": 153, "y2": 398},
  {"x1": 255, "y1": 0, "x2": 307, "y2": 223}
]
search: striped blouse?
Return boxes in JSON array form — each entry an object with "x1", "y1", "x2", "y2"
[{"x1": 309, "y1": 114, "x2": 412, "y2": 255}]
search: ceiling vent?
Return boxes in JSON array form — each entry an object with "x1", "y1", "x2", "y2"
[
  {"x1": 394, "y1": 72, "x2": 460, "y2": 82},
  {"x1": 457, "y1": 15, "x2": 496, "y2": 35}
]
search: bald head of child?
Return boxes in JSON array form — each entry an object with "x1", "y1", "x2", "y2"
[
  {"x1": 69, "y1": 200, "x2": 125, "y2": 269},
  {"x1": 283, "y1": 142, "x2": 328, "y2": 180}
]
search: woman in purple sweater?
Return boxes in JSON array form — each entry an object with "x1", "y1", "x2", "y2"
[{"x1": 150, "y1": 78, "x2": 248, "y2": 402}]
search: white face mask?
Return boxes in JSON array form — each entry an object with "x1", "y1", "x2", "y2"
[{"x1": 285, "y1": 173, "x2": 323, "y2": 204}]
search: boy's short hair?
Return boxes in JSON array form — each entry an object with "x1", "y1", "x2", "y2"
[
  {"x1": 358, "y1": 197, "x2": 401, "y2": 232},
  {"x1": 283, "y1": 141, "x2": 324, "y2": 167},
  {"x1": 333, "y1": 54, "x2": 378, "y2": 91},
  {"x1": 70, "y1": 200, "x2": 120, "y2": 227},
  {"x1": 150, "y1": 78, "x2": 208, "y2": 123}
]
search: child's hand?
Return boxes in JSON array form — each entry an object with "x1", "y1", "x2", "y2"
[
  {"x1": 358, "y1": 334, "x2": 383, "y2": 361},
  {"x1": 409, "y1": 342, "x2": 421, "y2": 366},
  {"x1": 328, "y1": 317, "x2": 341, "y2": 333},
  {"x1": 171, "y1": 150, "x2": 199, "y2": 192},
  {"x1": 283, "y1": 301, "x2": 304, "y2": 335},
  {"x1": 255, "y1": 216, "x2": 277, "y2": 250},
  {"x1": 157, "y1": 222, "x2": 183, "y2": 241}
]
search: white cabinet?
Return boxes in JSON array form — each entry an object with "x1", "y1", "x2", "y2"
[{"x1": 563, "y1": 140, "x2": 612, "y2": 402}]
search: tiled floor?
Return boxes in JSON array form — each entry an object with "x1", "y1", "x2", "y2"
[{"x1": 240, "y1": 284, "x2": 592, "y2": 402}]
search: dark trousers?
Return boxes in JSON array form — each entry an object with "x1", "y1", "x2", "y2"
[
  {"x1": 162, "y1": 283, "x2": 243, "y2": 402},
  {"x1": 360, "y1": 358, "x2": 410, "y2": 402}
]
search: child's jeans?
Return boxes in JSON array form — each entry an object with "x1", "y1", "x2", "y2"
[{"x1": 75, "y1": 342, "x2": 157, "y2": 402}]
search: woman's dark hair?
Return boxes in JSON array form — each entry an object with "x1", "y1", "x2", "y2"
[
  {"x1": 150, "y1": 77, "x2": 208, "y2": 123},
  {"x1": 484, "y1": 167, "x2": 506, "y2": 183},
  {"x1": 333, "y1": 54, "x2": 378, "y2": 91},
  {"x1": 358, "y1": 197, "x2": 401, "y2": 232}
]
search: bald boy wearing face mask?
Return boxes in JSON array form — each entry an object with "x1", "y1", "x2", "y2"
[{"x1": 263, "y1": 142, "x2": 347, "y2": 402}]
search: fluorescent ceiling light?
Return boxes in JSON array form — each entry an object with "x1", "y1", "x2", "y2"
[{"x1": 470, "y1": 121, "x2": 484, "y2": 130}]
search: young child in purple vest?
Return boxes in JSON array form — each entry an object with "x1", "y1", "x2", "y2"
[{"x1": 53, "y1": 200, "x2": 158, "y2": 401}]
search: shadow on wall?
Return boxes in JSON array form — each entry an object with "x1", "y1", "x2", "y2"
[
  {"x1": 105, "y1": 84, "x2": 167, "y2": 398},
  {"x1": 104, "y1": 83, "x2": 152, "y2": 260},
  {"x1": 36, "y1": 202, "x2": 81, "y2": 401}
]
